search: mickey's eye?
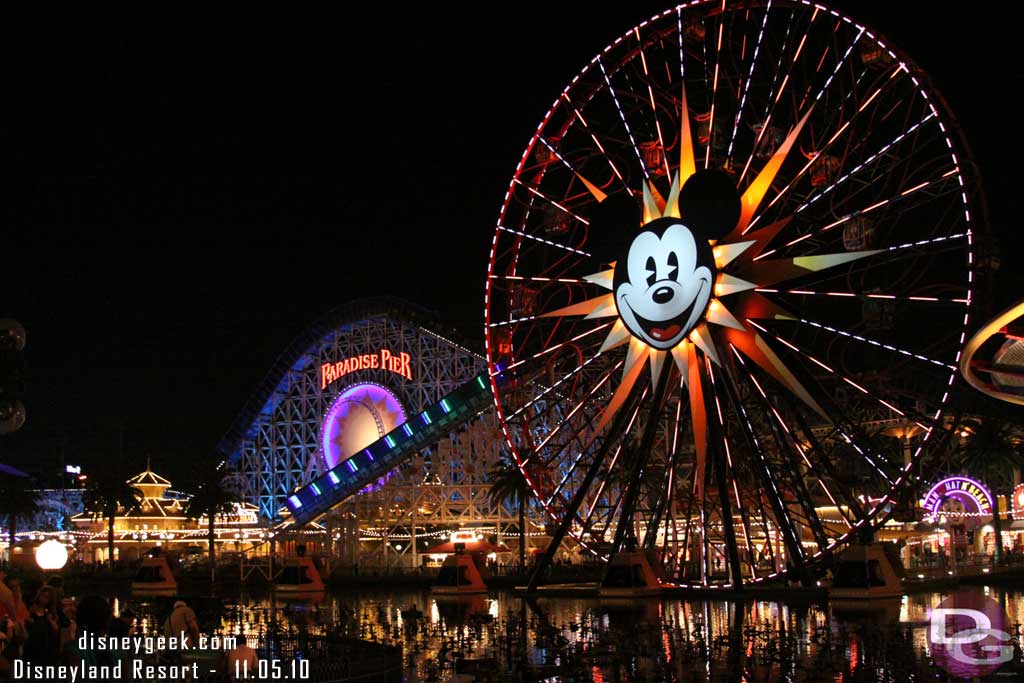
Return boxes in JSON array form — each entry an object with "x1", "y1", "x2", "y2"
[
  {"x1": 668, "y1": 252, "x2": 679, "y2": 281},
  {"x1": 645, "y1": 256, "x2": 656, "y2": 286}
]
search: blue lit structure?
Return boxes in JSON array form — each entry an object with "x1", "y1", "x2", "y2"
[
  {"x1": 219, "y1": 298, "x2": 487, "y2": 519},
  {"x1": 283, "y1": 373, "x2": 493, "y2": 528}
]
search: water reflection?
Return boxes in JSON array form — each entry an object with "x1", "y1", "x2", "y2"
[{"x1": 108, "y1": 587, "x2": 1024, "y2": 681}]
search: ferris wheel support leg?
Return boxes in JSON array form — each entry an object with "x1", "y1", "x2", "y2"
[
  {"x1": 611, "y1": 367, "x2": 675, "y2": 555},
  {"x1": 707, "y1": 396, "x2": 744, "y2": 591},
  {"x1": 788, "y1": 404, "x2": 866, "y2": 523},
  {"x1": 761, "y1": 403, "x2": 830, "y2": 553},
  {"x1": 642, "y1": 431, "x2": 684, "y2": 552},
  {"x1": 720, "y1": 362, "x2": 812, "y2": 587},
  {"x1": 525, "y1": 382, "x2": 644, "y2": 593}
]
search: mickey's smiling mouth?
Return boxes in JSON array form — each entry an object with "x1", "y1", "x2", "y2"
[
  {"x1": 618, "y1": 280, "x2": 707, "y2": 344},
  {"x1": 630, "y1": 300, "x2": 695, "y2": 341}
]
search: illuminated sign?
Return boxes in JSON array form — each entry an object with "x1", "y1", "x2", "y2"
[
  {"x1": 320, "y1": 349, "x2": 412, "y2": 389},
  {"x1": 65, "y1": 465, "x2": 81, "y2": 474},
  {"x1": 1013, "y1": 483, "x2": 1024, "y2": 520},
  {"x1": 450, "y1": 530, "x2": 481, "y2": 544},
  {"x1": 922, "y1": 476, "x2": 994, "y2": 519}
]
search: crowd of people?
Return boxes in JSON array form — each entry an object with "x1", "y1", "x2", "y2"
[
  {"x1": 0, "y1": 572, "x2": 259, "y2": 680},
  {"x1": 0, "y1": 572, "x2": 87, "y2": 673}
]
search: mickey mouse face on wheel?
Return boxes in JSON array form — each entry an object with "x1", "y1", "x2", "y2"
[{"x1": 613, "y1": 218, "x2": 716, "y2": 350}]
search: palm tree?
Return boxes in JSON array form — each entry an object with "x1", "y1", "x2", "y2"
[
  {"x1": 955, "y1": 419, "x2": 1024, "y2": 562},
  {"x1": 82, "y1": 467, "x2": 142, "y2": 569},
  {"x1": 487, "y1": 458, "x2": 532, "y2": 571},
  {"x1": 184, "y1": 460, "x2": 239, "y2": 582},
  {"x1": 0, "y1": 479, "x2": 40, "y2": 563}
]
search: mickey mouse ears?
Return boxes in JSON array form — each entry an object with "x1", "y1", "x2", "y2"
[
  {"x1": 588, "y1": 170, "x2": 740, "y2": 242},
  {"x1": 678, "y1": 170, "x2": 741, "y2": 242}
]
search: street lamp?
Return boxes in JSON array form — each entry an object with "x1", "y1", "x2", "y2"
[{"x1": 35, "y1": 540, "x2": 68, "y2": 571}]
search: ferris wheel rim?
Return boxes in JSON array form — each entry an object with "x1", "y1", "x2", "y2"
[{"x1": 483, "y1": 0, "x2": 982, "y2": 585}]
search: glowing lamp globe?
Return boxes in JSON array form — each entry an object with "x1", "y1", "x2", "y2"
[{"x1": 35, "y1": 540, "x2": 68, "y2": 570}]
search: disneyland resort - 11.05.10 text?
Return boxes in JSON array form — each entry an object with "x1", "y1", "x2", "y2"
[{"x1": 11, "y1": 632, "x2": 237, "y2": 680}]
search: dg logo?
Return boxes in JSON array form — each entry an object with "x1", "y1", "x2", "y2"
[{"x1": 928, "y1": 591, "x2": 1016, "y2": 678}]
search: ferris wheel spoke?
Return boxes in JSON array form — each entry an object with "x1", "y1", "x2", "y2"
[
  {"x1": 882, "y1": 231, "x2": 968, "y2": 255},
  {"x1": 784, "y1": 111, "x2": 936, "y2": 219},
  {"x1": 729, "y1": 340, "x2": 902, "y2": 486},
  {"x1": 753, "y1": 288, "x2": 968, "y2": 306},
  {"x1": 738, "y1": 6, "x2": 806, "y2": 185},
  {"x1": 746, "y1": 320, "x2": 930, "y2": 430},
  {"x1": 532, "y1": 360, "x2": 621, "y2": 460},
  {"x1": 676, "y1": 7, "x2": 686, "y2": 79},
  {"x1": 800, "y1": 22, "x2": 863, "y2": 112},
  {"x1": 562, "y1": 94, "x2": 634, "y2": 194},
  {"x1": 490, "y1": 274, "x2": 590, "y2": 285},
  {"x1": 497, "y1": 225, "x2": 590, "y2": 258},
  {"x1": 507, "y1": 353, "x2": 607, "y2": 420},
  {"x1": 777, "y1": 169, "x2": 960, "y2": 252},
  {"x1": 633, "y1": 28, "x2": 673, "y2": 179},
  {"x1": 702, "y1": 12, "x2": 727, "y2": 169},
  {"x1": 505, "y1": 321, "x2": 613, "y2": 372},
  {"x1": 796, "y1": 318, "x2": 956, "y2": 371},
  {"x1": 488, "y1": 315, "x2": 540, "y2": 328},
  {"x1": 726, "y1": 2, "x2": 771, "y2": 161},
  {"x1": 512, "y1": 178, "x2": 591, "y2": 225},
  {"x1": 598, "y1": 58, "x2": 649, "y2": 183},
  {"x1": 534, "y1": 135, "x2": 616, "y2": 204},
  {"x1": 750, "y1": 65, "x2": 909, "y2": 228}
]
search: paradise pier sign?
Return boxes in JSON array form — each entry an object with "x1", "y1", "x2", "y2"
[{"x1": 320, "y1": 349, "x2": 413, "y2": 390}]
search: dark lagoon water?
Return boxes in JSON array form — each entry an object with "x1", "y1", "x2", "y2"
[{"x1": 105, "y1": 586, "x2": 1024, "y2": 682}]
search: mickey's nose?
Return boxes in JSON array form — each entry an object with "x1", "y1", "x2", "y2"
[{"x1": 653, "y1": 287, "x2": 674, "y2": 304}]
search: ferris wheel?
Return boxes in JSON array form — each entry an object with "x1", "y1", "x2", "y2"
[{"x1": 484, "y1": 0, "x2": 981, "y2": 587}]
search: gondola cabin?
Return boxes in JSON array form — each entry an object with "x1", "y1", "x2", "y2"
[
  {"x1": 827, "y1": 543, "x2": 904, "y2": 600},
  {"x1": 131, "y1": 554, "x2": 178, "y2": 595},
  {"x1": 274, "y1": 555, "x2": 325, "y2": 593},
  {"x1": 599, "y1": 551, "x2": 665, "y2": 598},
  {"x1": 432, "y1": 545, "x2": 489, "y2": 595}
]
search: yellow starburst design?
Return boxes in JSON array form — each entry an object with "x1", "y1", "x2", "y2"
[{"x1": 538, "y1": 82, "x2": 881, "y2": 496}]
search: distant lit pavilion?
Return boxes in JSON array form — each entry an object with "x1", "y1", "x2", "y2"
[{"x1": 71, "y1": 466, "x2": 262, "y2": 563}]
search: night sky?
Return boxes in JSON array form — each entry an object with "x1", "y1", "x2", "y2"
[{"x1": 2, "y1": 3, "x2": 1020, "y2": 485}]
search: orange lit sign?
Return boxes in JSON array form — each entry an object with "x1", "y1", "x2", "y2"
[
  {"x1": 320, "y1": 349, "x2": 412, "y2": 389},
  {"x1": 1014, "y1": 484, "x2": 1024, "y2": 520}
]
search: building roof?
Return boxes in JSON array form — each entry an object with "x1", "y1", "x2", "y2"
[{"x1": 127, "y1": 469, "x2": 172, "y2": 487}]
